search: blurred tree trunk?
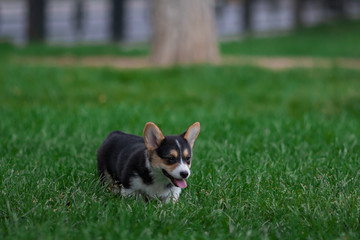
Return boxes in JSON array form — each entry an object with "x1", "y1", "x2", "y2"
[
  {"x1": 151, "y1": 0, "x2": 219, "y2": 66},
  {"x1": 110, "y1": 0, "x2": 125, "y2": 42},
  {"x1": 27, "y1": 0, "x2": 46, "y2": 42}
]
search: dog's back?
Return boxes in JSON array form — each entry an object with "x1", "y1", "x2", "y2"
[{"x1": 97, "y1": 131, "x2": 145, "y2": 187}]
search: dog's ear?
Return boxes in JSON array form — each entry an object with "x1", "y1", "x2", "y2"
[
  {"x1": 143, "y1": 122, "x2": 165, "y2": 151},
  {"x1": 182, "y1": 122, "x2": 200, "y2": 148}
]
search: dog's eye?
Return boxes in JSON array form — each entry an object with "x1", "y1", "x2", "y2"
[
  {"x1": 185, "y1": 156, "x2": 191, "y2": 163},
  {"x1": 167, "y1": 156, "x2": 176, "y2": 164}
]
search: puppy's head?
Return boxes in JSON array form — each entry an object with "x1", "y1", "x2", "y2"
[{"x1": 143, "y1": 122, "x2": 200, "y2": 188}]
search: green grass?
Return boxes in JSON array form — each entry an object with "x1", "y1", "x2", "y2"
[
  {"x1": 1, "y1": 60, "x2": 360, "y2": 239},
  {"x1": 0, "y1": 42, "x2": 148, "y2": 59},
  {"x1": 221, "y1": 20, "x2": 360, "y2": 57}
]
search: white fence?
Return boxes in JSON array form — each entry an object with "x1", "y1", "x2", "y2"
[{"x1": 0, "y1": 0, "x2": 359, "y2": 44}]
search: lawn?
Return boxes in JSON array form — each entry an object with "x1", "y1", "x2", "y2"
[
  {"x1": 1, "y1": 18, "x2": 360, "y2": 240},
  {"x1": 1, "y1": 59, "x2": 360, "y2": 239}
]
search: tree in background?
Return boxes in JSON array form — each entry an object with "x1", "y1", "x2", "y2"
[
  {"x1": 151, "y1": 0, "x2": 219, "y2": 66},
  {"x1": 27, "y1": 0, "x2": 46, "y2": 42}
]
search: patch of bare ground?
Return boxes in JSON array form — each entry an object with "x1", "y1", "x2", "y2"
[
  {"x1": 13, "y1": 56, "x2": 360, "y2": 70},
  {"x1": 16, "y1": 56, "x2": 151, "y2": 69},
  {"x1": 223, "y1": 56, "x2": 360, "y2": 70}
]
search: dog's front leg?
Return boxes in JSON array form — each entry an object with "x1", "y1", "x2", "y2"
[{"x1": 164, "y1": 188, "x2": 182, "y2": 204}]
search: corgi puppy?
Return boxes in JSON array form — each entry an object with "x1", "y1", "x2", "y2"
[{"x1": 97, "y1": 122, "x2": 200, "y2": 203}]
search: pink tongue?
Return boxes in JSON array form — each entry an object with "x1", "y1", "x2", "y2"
[{"x1": 174, "y1": 179, "x2": 187, "y2": 188}]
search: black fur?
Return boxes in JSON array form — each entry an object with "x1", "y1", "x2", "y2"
[
  {"x1": 97, "y1": 131, "x2": 153, "y2": 188},
  {"x1": 97, "y1": 131, "x2": 192, "y2": 189}
]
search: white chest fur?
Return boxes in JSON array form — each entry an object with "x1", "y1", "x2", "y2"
[{"x1": 121, "y1": 170, "x2": 182, "y2": 203}]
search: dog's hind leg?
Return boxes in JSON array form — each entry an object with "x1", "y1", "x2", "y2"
[
  {"x1": 101, "y1": 170, "x2": 122, "y2": 195},
  {"x1": 121, "y1": 188, "x2": 136, "y2": 198}
]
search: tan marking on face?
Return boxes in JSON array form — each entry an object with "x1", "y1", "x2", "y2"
[
  {"x1": 150, "y1": 152, "x2": 179, "y2": 173},
  {"x1": 150, "y1": 151, "x2": 164, "y2": 168},
  {"x1": 167, "y1": 162, "x2": 179, "y2": 172},
  {"x1": 183, "y1": 149, "x2": 192, "y2": 168},
  {"x1": 183, "y1": 149, "x2": 189, "y2": 158},
  {"x1": 170, "y1": 150, "x2": 178, "y2": 158}
]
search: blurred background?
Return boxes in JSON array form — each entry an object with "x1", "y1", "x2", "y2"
[{"x1": 0, "y1": 0, "x2": 359, "y2": 45}]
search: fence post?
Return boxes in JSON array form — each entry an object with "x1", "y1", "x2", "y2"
[
  {"x1": 325, "y1": 0, "x2": 346, "y2": 18},
  {"x1": 243, "y1": 0, "x2": 252, "y2": 33},
  {"x1": 110, "y1": 0, "x2": 125, "y2": 42},
  {"x1": 0, "y1": 3, "x2": 2, "y2": 36},
  {"x1": 0, "y1": 2, "x2": 2, "y2": 37},
  {"x1": 74, "y1": 0, "x2": 84, "y2": 40},
  {"x1": 27, "y1": 0, "x2": 46, "y2": 42},
  {"x1": 294, "y1": 0, "x2": 304, "y2": 28}
]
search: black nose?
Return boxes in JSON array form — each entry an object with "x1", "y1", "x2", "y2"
[{"x1": 180, "y1": 171, "x2": 189, "y2": 178}]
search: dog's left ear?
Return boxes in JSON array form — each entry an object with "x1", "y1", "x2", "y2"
[
  {"x1": 143, "y1": 122, "x2": 165, "y2": 151},
  {"x1": 182, "y1": 122, "x2": 200, "y2": 148}
]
